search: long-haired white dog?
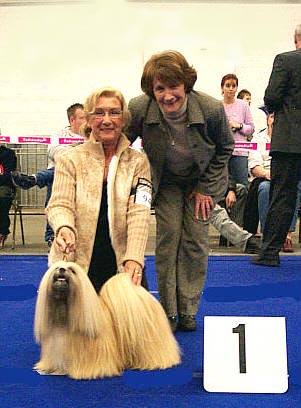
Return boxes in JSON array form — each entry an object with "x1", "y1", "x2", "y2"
[{"x1": 34, "y1": 261, "x2": 181, "y2": 379}]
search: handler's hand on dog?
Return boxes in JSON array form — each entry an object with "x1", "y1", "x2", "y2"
[
  {"x1": 124, "y1": 260, "x2": 143, "y2": 286},
  {"x1": 56, "y1": 227, "x2": 76, "y2": 254},
  {"x1": 189, "y1": 191, "x2": 214, "y2": 220}
]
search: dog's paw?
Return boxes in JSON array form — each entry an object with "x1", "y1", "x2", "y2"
[{"x1": 33, "y1": 363, "x2": 66, "y2": 376}]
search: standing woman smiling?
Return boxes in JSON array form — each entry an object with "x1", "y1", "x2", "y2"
[
  {"x1": 221, "y1": 74, "x2": 254, "y2": 186},
  {"x1": 126, "y1": 51, "x2": 234, "y2": 332},
  {"x1": 46, "y1": 87, "x2": 152, "y2": 292}
]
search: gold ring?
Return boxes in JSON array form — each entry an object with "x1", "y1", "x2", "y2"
[{"x1": 137, "y1": 273, "x2": 142, "y2": 277}]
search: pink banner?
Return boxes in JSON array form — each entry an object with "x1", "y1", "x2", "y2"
[
  {"x1": 235, "y1": 142, "x2": 258, "y2": 150},
  {"x1": 18, "y1": 136, "x2": 51, "y2": 144},
  {"x1": 0, "y1": 136, "x2": 11, "y2": 143},
  {"x1": 58, "y1": 137, "x2": 84, "y2": 145}
]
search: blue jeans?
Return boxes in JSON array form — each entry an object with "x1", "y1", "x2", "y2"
[
  {"x1": 229, "y1": 156, "x2": 249, "y2": 187},
  {"x1": 258, "y1": 179, "x2": 301, "y2": 233},
  {"x1": 36, "y1": 167, "x2": 55, "y2": 188},
  {"x1": 36, "y1": 167, "x2": 55, "y2": 242}
]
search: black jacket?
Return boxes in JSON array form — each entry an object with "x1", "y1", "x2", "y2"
[
  {"x1": 264, "y1": 48, "x2": 301, "y2": 154},
  {"x1": 0, "y1": 145, "x2": 17, "y2": 195}
]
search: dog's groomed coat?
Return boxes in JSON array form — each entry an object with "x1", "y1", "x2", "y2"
[{"x1": 34, "y1": 261, "x2": 181, "y2": 379}]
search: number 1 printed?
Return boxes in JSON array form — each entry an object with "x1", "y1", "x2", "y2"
[{"x1": 232, "y1": 324, "x2": 247, "y2": 373}]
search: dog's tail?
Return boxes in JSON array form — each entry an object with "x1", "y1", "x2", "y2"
[{"x1": 100, "y1": 272, "x2": 181, "y2": 370}]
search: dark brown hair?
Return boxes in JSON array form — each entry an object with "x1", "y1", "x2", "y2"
[
  {"x1": 221, "y1": 73, "x2": 238, "y2": 88},
  {"x1": 141, "y1": 50, "x2": 197, "y2": 98},
  {"x1": 237, "y1": 89, "x2": 251, "y2": 99}
]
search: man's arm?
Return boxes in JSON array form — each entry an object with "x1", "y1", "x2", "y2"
[{"x1": 264, "y1": 54, "x2": 289, "y2": 112}]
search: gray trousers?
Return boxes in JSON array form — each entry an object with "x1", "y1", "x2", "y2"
[
  {"x1": 154, "y1": 182, "x2": 209, "y2": 317},
  {"x1": 210, "y1": 204, "x2": 251, "y2": 251}
]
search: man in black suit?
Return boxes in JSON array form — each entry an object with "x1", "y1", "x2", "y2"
[{"x1": 252, "y1": 24, "x2": 301, "y2": 266}]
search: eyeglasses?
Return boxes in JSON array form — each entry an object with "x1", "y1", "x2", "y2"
[{"x1": 91, "y1": 109, "x2": 123, "y2": 118}]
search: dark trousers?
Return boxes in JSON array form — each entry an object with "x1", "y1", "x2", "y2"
[
  {"x1": 243, "y1": 178, "x2": 265, "y2": 234},
  {"x1": 36, "y1": 167, "x2": 55, "y2": 242},
  {"x1": 262, "y1": 152, "x2": 301, "y2": 255},
  {"x1": 0, "y1": 196, "x2": 14, "y2": 235}
]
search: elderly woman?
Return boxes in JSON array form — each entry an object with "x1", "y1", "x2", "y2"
[
  {"x1": 126, "y1": 51, "x2": 234, "y2": 332},
  {"x1": 46, "y1": 87, "x2": 152, "y2": 292}
]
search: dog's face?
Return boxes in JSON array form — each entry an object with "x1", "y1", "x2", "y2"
[{"x1": 50, "y1": 265, "x2": 76, "y2": 301}]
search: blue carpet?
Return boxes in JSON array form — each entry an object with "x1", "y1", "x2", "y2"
[{"x1": 0, "y1": 255, "x2": 300, "y2": 408}]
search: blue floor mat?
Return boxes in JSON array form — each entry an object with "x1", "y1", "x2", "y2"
[{"x1": 0, "y1": 255, "x2": 300, "y2": 408}]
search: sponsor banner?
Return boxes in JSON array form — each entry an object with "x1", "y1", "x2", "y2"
[
  {"x1": 0, "y1": 135, "x2": 84, "y2": 145},
  {"x1": 1, "y1": 136, "x2": 270, "y2": 151}
]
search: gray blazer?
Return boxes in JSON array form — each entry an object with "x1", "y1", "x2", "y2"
[
  {"x1": 126, "y1": 91, "x2": 234, "y2": 203},
  {"x1": 264, "y1": 48, "x2": 301, "y2": 154}
]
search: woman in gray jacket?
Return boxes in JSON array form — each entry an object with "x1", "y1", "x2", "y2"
[{"x1": 126, "y1": 51, "x2": 234, "y2": 332}]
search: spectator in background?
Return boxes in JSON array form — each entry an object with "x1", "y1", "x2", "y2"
[
  {"x1": 221, "y1": 74, "x2": 254, "y2": 187},
  {"x1": 252, "y1": 23, "x2": 301, "y2": 266},
  {"x1": 12, "y1": 103, "x2": 86, "y2": 246},
  {"x1": 218, "y1": 167, "x2": 249, "y2": 247},
  {"x1": 0, "y1": 143, "x2": 17, "y2": 247},
  {"x1": 245, "y1": 113, "x2": 301, "y2": 252},
  {"x1": 126, "y1": 50, "x2": 234, "y2": 332},
  {"x1": 237, "y1": 89, "x2": 268, "y2": 137},
  {"x1": 237, "y1": 89, "x2": 252, "y2": 105}
]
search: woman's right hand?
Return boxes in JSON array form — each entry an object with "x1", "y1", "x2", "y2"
[{"x1": 55, "y1": 226, "x2": 76, "y2": 254}]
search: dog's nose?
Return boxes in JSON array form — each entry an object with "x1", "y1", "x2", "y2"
[
  {"x1": 53, "y1": 267, "x2": 68, "y2": 283},
  {"x1": 59, "y1": 267, "x2": 66, "y2": 275}
]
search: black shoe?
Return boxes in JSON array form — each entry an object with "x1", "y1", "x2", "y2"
[
  {"x1": 11, "y1": 171, "x2": 37, "y2": 190},
  {"x1": 219, "y1": 235, "x2": 228, "y2": 247},
  {"x1": 219, "y1": 235, "x2": 233, "y2": 247},
  {"x1": 168, "y1": 316, "x2": 177, "y2": 333},
  {"x1": 178, "y1": 315, "x2": 197, "y2": 332},
  {"x1": 245, "y1": 235, "x2": 262, "y2": 254},
  {"x1": 251, "y1": 254, "x2": 280, "y2": 267},
  {"x1": 0, "y1": 234, "x2": 8, "y2": 248}
]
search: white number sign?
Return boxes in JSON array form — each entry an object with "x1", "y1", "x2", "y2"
[{"x1": 203, "y1": 316, "x2": 288, "y2": 393}]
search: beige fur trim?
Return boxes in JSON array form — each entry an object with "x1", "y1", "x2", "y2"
[{"x1": 107, "y1": 155, "x2": 119, "y2": 246}]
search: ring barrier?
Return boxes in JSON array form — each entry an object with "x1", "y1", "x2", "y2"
[{"x1": 1, "y1": 136, "x2": 270, "y2": 152}]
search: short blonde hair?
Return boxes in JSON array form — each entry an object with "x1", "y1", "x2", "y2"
[
  {"x1": 141, "y1": 50, "x2": 197, "y2": 98},
  {"x1": 84, "y1": 87, "x2": 131, "y2": 129}
]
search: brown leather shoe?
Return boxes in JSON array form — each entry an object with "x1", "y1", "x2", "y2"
[{"x1": 282, "y1": 238, "x2": 294, "y2": 253}]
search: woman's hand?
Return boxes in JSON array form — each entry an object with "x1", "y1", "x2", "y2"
[
  {"x1": 124, "y1": 260, "x2": 143, "y2": 286},
  {"x1": 189, "y1": 191, "x2": 214, "y2": 220},
  {"x1": 229, "y1": 120, "x2": 242, "y2": 130},
  {"x1": 55, "y1": 226, "x2": 76, "y2": 254}
]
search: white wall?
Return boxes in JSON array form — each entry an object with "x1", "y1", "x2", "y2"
[{"x1": 0, "y1": 0, "x2": 300, "y2": 135}]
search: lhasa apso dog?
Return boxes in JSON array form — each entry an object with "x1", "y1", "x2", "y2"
[{"x1": 34, "y1": 261, "x2": 181, "y2": 379}]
